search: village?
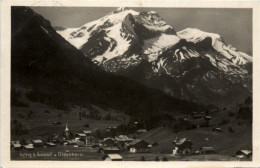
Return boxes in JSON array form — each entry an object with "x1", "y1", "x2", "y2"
[{"x1": 11, "y1": 106, "x2": 252, "y2": 161}]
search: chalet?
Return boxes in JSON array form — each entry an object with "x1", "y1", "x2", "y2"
[
  {"x1": 65, "y1": 139, "x2": 77, "y2": 145},
  {"x1": 136, "y1": 129, "x2": 147, "y2": 134},
  {"x1": 99, "y1": 147, "x2": 120, "y2": 154},
  {"x1": 102, "y1": 137, "x2": 116, "y2": 147},
  {"x1": 212, "y1": 128, "x2": 223, "y2": 132},
  {"x1": 82, "y1": 130, "x2": 92, "y2": 135},
  {"x1": 204, "y1": 116, "x2": 213, "y2": 121},
  {"x1": 172, "y1": 138, "x2": 193, "y2": 155},
  {"x1": 114, "y1": 135, "x2": 133, "y2": 143},
  {"x1": 128, "y1": 139, "x2": 149, "y2": 153},
  {"x1": 45, "y1": 142, "x2": 56, "y2": 147},
  {"x1": 32, "y1": 139, "x2": 44, "y2": 147},
  {"x1": 23, "y1": 144, "x2": 34, "y2": 150},
  {"x1": 75, "y1": 133, "x2": 86, "y2": 142},
  {"x1": 76, "y1": 133, "x2": 86, "y2": 138},
  {"x1": 11, "y1": 141, "x2": 22, "y2": 150},
  {"x1": 74, "y1": 137, "x2": 85, "y2": 147},
  {"x1": 236, "y1": 150, "x2": 252, "y2": 159},
  {"x1": 199, "y1": 147, "x2": 216, "y2": 154},
  {"x1": 103, "y1": 154, "x2": 123, "y2": 161}
]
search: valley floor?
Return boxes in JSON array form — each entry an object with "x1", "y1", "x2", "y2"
[{"x1": 10, "y1": 99, "x2": 252, "y2": 161}]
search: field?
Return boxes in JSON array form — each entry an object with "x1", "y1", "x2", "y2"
[{"x1": 11, "y1": 96, "x2": 252, "y2": 161}]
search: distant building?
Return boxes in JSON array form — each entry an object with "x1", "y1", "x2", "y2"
[
  {"x1": 76, "y1": 133, "x2": 87, "y2": 137},
  {"x1": 128, "y1": 139, "x2": 149, "y2": 153},
  {"x1": 172, "y1": 137, "x2": 193, "y2": 155},
  {"x1": 11, "y1": 141, "x2": 22, "y2": 150},
  {"x1": 204, "y1": 116, "x2": 212, "y2": 121},
  {"x1": 103, "y1": 154, "x2": 123, "y2": 161},
  {"x1": 236, "y1": 150, "x2": 252, "y2": 159},
  {"x1": 114, "y1": 135, "x2": 133, "y2": 143},
  {"x1": 136, "y1": 129, "x2": 147, "y2": 134},
  {"x1": 45, "y1": 142, "x2": 56, "y2": 147},
  {"x1": 32, "y1": 139, "x2": 44, "y2": 147},
  {"x1": 23, "y1": 144, "x2": 34, "y2": 150},
  {"x1": 212, "y1": 128, "x2": 223, "y2": 132},
  {"x1": 82, "y1": 130, "x2": 92, "y2": 135},
  {"x1": 99, "y1": 147, "x2": 120, "y2": 154},
  {"x1": 199, "y1": 147, "x2": 216, "y2": 154}
]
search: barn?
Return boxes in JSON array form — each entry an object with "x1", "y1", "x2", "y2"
[
  {"x1": 98, "y1": 147, "x2": 120, "y2": 154},
  {"x1": 103, "y1": 154, "x2": 123, "y2": 161},
  {"x1": 32, "y1": 139, "x2": 44, "y2": 147},
  {"x1": 236, "y1": 150, "x2": 252, "y2": 159},
  {"x1": 11, "y1": 141, "x2": 22, "y2": 151},
  {"x1": 128, "y1": 139, "x2": 149, "y2": 153},
  {"x1": 172, "y1": 138, "x2": 193, "y2": 155}
]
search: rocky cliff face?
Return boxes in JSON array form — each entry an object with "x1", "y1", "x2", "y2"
[{"x1": 58, "y1": 7, "x2": 252, "y2": 106}]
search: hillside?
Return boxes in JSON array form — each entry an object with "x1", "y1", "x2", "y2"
[{"x1": 137, "y1": 108, "x2": 252, "y2": 156}]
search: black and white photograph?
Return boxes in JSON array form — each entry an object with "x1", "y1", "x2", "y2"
[{"x1": 1, "y1": 0, "x2": 260, "y2": 166}]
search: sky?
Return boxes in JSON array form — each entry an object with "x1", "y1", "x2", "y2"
[{"x1": 32, "y1": 7, "x2": 252, "y2": 55}]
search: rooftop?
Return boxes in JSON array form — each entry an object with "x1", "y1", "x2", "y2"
[{"x1": 105, "y1": 154, "x2": 123, "y2": 160}]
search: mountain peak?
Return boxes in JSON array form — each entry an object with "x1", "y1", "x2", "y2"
[
  {"x1": 177, "y1": 28, "x2": 221, "y2": 46},
  {"x1": 116, "y1": 7, "x2": 130, "y2": 12}
]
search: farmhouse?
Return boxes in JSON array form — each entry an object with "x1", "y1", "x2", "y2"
[
  {"x1": 128, "y1": 139, "x2": 149, "y2": 153},
  {"x1": 11, "y1": 141, "x2": 22, "y2": 150},
  {"x1": 45, "y1": 142, "x2": 56, "y2": 147},
  {"x1": 236, "y1": 150, "x2": 252, "y2": 159},
  {"x1": 99, "y1": 147, "x2": 120, "y2": 154},
  {"x1": 32, "y1": 139, "x2": 44, "y2": 147},
  {"x1": 85, "y1": 135, "x2": 96, "y2": 147},
  {"x1": 103, "y1": 154, "x2": 123, "y2": 161},
  {"x1": 199, "y1": 147, "x2": 216, "y2": 154},
  {"x1": 172, "y1": 138, "x2": 193, "y2": 155},
  {"x1": 204, "y1": 116, "x2": 213, "y2": 121},
  {"x1": 136, "y1": 129, "x2": 147, "y2": 134},
  {"x1": 82, "y1": 130, "x2": 92, "y2": 135},
  {"x1": 23, "y1": 144, "x2": 34, "y2": 150},
  {"x1": 76, "y1": 133, "x2": 86, "y2": 138},
  {"x1": 114, "y1": 135, "x2": 133, "y2": 143},
  {"x1": 212, "y1": 128, "x2": 223, "y2": 132}
]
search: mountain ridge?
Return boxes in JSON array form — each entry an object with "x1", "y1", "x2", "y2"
[{"x1": 57, "y1": 7, "x2": 252, "y2": 106}]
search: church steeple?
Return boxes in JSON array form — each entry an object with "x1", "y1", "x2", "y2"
[{"x1": 65, "y1": 123, "x2": 69, "y2": 132}]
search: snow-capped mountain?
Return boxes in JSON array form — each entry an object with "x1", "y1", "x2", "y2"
[{"x1": 57, "y1": 7, "x2": 252, "y2": 106}]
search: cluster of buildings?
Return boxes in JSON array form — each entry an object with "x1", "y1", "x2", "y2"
[
  {"x1": 11, "y1": 123, "x2": 252, "y2": 161},
  {"x1": 11, "y1": 124, "x2": 152, "y2": 158}
]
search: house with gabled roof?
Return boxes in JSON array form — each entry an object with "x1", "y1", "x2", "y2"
[
  {"x1": 128, "y1": 139, "x2": 149, "y2": 153},
  {"x1": 103, "y1": 154, "x2": 123, "y2": 161}
]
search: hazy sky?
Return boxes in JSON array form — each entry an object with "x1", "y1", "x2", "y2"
[{"x1": 32, "y1": 7, "x2": 252, "y2": 55}]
